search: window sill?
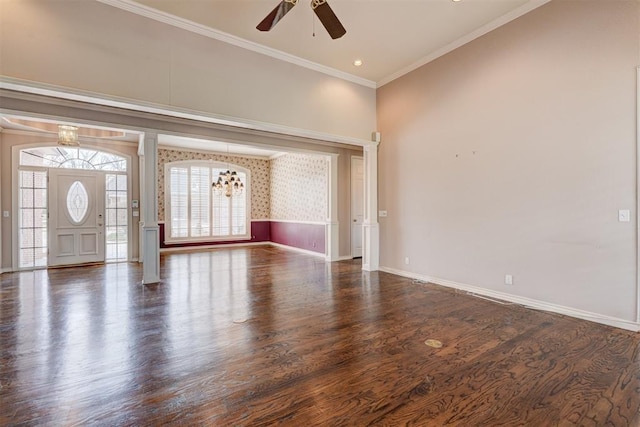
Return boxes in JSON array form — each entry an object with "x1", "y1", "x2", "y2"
[{"x1": 165, "y1": 235, "x2": 252, "y2": 245}]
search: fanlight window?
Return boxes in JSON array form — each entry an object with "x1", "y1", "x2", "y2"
[
  {"x1": 67, "y1": 181, "x2": 89, "y2": 224},
  {"x1": 20, "y1": 147, "x2": 127, "y2": 171}
]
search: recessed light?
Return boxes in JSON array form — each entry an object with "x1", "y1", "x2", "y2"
[
  {"x1": 452, "y1": 0, "x2": 462, "y2": 2},
  {"x1": 353, "y1": 59, "x2": 363, "y2": 67}
]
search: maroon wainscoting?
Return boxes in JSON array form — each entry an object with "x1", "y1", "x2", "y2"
[
  {"x1": 160, "y1": 221, "x2": 270, "y2": 249},
  {"x1": 269, "y1": 221, "x2": 325, "y2": 254}
]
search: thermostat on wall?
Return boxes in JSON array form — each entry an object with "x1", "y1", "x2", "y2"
[{"x1": 132, "y1": 200, "x2": 139, "y2": 208}]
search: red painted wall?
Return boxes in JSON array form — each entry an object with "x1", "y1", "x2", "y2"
[
  {"x1": 159, "y1": 221, "x2": 325, "y2": 255},
  {"x1": 269, "y1": 222, "x2": 325, "y2": 254}
]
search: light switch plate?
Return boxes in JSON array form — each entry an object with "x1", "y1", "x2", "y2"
[
  {"x1": 619, "y1": 209, "x2": 630, "y2": 222},
  {"x1": 379, "y1": 210, "x2": 388, "y2": 217},
  {"x1": 2, "y1": 211, "x2": 8, "y2": 218},
  {"x1": 132, "y1": 211, "x2": 140, "y2": 217}
]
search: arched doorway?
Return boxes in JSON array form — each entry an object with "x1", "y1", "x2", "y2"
[{"x1": 17, "y1": 146, "x2": 129, "y2": 269}]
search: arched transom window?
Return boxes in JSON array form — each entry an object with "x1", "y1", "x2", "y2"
[{"x1": 20, "y1": 147, "x2": 127, "y2": 171}]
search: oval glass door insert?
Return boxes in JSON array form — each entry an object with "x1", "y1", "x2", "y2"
[{"x1": 67, "y1": 181, "x2": 89, "y2": 224}]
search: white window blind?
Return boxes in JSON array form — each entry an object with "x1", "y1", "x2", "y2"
[{"x1": 168, "y1": 162, "x2": 249, "y2": 241}]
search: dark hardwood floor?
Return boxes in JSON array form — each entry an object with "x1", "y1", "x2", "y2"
[{"x1": 1, "y1": 245, "x2": 640, "y2": 426}]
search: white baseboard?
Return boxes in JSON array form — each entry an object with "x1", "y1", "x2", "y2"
[
  {"x1": 160, "y1": 241, "x2": 269, "y2": 253},
  {"x1": 379, "y1": 266, "x2": 640, "y2": 332},
  {"x1": 160, "y1": 241, "x2": 351, "y2": 261},
  {"x1": 268, "y1": 242, "x2": 326, "y2": 258}
]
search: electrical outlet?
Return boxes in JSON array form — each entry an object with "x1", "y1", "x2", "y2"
[
  {"x1": 405, "y1": 257, "x2": 410, "y2": 265},
  {"x1": 505, "y1": 274, "x2": 513, "y2": 285}
]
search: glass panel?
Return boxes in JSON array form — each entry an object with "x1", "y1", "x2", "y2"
[
  {"x1": 106, "y1": 175, "x2": 117, "y2": 191},
  {"x1": 21, "y1": 210, "x2": 33, "y2": 227},
  {"x1": 20, "y1": 249, "x2": 35, "y2": 269},
  {"x1": 116, "y1": 209, "x2": 128, "y2": 227},
  {"x1": 115, "y1": 194, "x2": 127, "y2": 209},
  {"x1": 21, "y1": 171, "x2": 34, "y2": 187},
  {"x1": 21, "y1": 189, "x2": 34, "y2": 208},
  {"x1": 212, "y1": 191, "x2": 230, "y2": 236},
  {"x1": 231, "y1": 171, "x2": 247, "y2": 236},
  {"x1": 190, "y1": 166, "x2": 210, "y2": 237},
  {"x1": 33, "y1": 209, "x2": 48, "y2": 228},
  {"x1": 21, "y1": 229, "x2": 34, "y2": 248},
  {"x1": 106, "y1": 209, "x2": 116, "y2": 227},
  {"x1": 19, "y1": 170, "x2": 48, "y2": 269},
  {"x1": 20, "y1": 147, "x2": 127, "y2": 171},
  {"x1": 67, "y1": 181, "x2": 89, "y2": 224},
  {"x1": 105, "y1": 173, "x2": 128, "y2": 262},
  {"x1": 117, "y1": 174, "x2": 127, "y2": 190},
  {"x1": 170, "y1": 167, "x2": 189, "y2": 238},
  {"x1": 34, "y1": 189, "x2": 47, "y2": 208}
]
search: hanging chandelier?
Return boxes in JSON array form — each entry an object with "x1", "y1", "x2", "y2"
[
  {"x1": 213, "y1": 169, "x2": 244, "y2": 198},
  {"x1": 58, "y1": 125, "x2": 79, "y2": 146}
]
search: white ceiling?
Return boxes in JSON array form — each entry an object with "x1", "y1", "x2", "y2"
[
  {"x1": 129, "y1": 0, "x2": 547, "y2": 85},
  {"x1": 158, "y1": 135, "x2": 285, "y2": 158}
]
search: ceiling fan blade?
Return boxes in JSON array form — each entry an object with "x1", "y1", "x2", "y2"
[
  {"x1": 311, "y1": 0, "x2": 346, "y2": 39},
  {"x1": 257, "y1": 0, "x2": 298, "y2": 32}
]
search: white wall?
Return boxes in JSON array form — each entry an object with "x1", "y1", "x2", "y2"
[
  {"x1": 377, "y1": 1, "x2": 640, "y2": 322},
  {"x1": 0, "y1": 0, "x2": 376, "y2": 141}
]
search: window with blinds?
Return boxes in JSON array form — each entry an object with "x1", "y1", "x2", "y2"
[{"x1": 166, "y1": 161, "x2": 249, "y2": 241}]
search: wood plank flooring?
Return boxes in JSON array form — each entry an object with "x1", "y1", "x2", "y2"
[{"x1": 1, "y1": 245, "x2": 640, "y2": 426}]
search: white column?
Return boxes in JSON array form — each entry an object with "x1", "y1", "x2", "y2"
[
  {"x1": 138, "y1": 137, "x2": 145, "y2": 264},
  {"x1": 326, "y1": 153, "x2": 339, "y2": 262},
  {"x1": 140, "y1": 132, "x2": 160, "y2": 284},
  {"x1": 362, "y1": 142, "x2": 380, "y2": 272}
]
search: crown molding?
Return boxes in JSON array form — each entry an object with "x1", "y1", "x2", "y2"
[
  {"x1": 96, "y1": 0, "x2": 376, "y2": 89},
  {"x1": 377, "y1": 0, "x2": 552, "y2": 87},
  {"x1": 0, "y1": 77, "x2": 375, "y2": 148}
]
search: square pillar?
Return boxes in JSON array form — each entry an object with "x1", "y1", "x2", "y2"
[
  {"x1": 362, "y1": 143, "x2": 380, "y2": 272},
  {"x1": 139, "y1": 132, "x2": 160, "y2": 284},
  {"x1": 326, "y1": 153, "x2": 339, "y2": 262}
]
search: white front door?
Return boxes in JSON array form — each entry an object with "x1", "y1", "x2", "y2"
[
  {"x1": 48, "y1": 170, "x2": 105, "y2": 266},
  {"x1": 351, "y1": 157, "x2": 364, "y2": 258}
]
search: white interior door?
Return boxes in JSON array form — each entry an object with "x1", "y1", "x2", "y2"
[
  {"x1": 48, "y1": 170, "x2": 105, "y2": 266},
  {"x1": 351, "y1": 157, "x2": 364, "y2": 258}
]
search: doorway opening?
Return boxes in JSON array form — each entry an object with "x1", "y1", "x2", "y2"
[
  {"x1": 17, "y1": 146, "x2": 129, "y2": 269},
  {"x1": 351, "y1": 156, "x2": 364, "y2": 258}
]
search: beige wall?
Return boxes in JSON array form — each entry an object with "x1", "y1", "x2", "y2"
[
  {"x1": 377, "y1": 1, "x2": 640, "y2": 321},
  {"x1": 0, "y1": 132, "x2": 140, "y2": 269},
  {"x1": 0, "y1": 0, "x2": 376, "y2": 141}
]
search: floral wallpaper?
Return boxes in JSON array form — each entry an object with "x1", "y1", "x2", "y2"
[
  {"x1": 158, "y1": 149, "x2": 270, "y2": 221},
  {"x1": 270, "y1": 153, "x2": 327, "y2": 222}
]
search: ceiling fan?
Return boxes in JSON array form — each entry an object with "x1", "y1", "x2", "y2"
[{"x1": 257, "y1": 0, "x2": 346, "y2": 40}]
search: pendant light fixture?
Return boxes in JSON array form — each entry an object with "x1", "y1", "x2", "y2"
[
  {"x1": 212, "y1": 145, "x2": 244, "y2": 198},
  {"x1": 58, "y1": 125, "x2": 79, "y2": 146}
]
